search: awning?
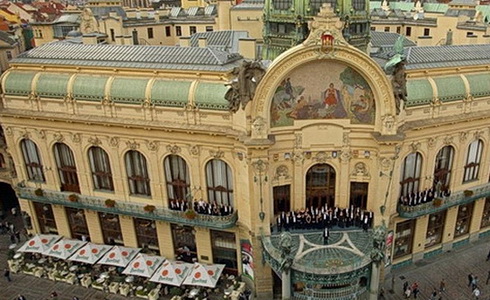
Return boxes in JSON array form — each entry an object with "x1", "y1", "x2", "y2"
[
  {"x1": 183, "y1": 263, "x2": 225, "y2": 288},
  {"x1": 122, "y1": 253, "x2": 165, "y2": 278},
  {"x1": 43, "y1": 238, "x2": 86, "y2": 259},
  {"x1": 17, "y1": 234, "x2": 61, "y2": 254},
  {"x1": 68, "y1": 243, "x2": 113, "y2": 265},
  {"x1": 150, "y1": 261, "x2": 193, "y2": 287},
  {"x1": 97, "y1": 245, "x2": 141, "y2": 267}
]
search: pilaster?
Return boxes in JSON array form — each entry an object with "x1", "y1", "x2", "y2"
[
  {"x1": 52, "y1": 204, "x2": 71, "y2": 238},
  {"x1": 195, "y1": 227, "x2": 212, "y2": 264},
  {"x1": 156, "y1": 221, "x2": 174, "y2": 258},
  {"x1": 119, "y1": 215, "x2": 138, "y2": 247},
  {"x1": 85, "y1": 210, "x2": 104, "y2": 244}
]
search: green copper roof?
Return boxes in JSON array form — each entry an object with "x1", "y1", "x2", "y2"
[
  {"x1": 150, "y1": 80, "x2": 190, "y2": 107},
  {"x1": 72, "y1": 75, "x2": 109, "y2": 101},
  {"x1": 3, "y1": 71, "x2": 36, "y2": 96},
  {"x1": 433, "y1": 76, "x2": 466, "y2": 102},
  {"x1": 390, "y1": 2, "x2": 414, "y2": 11},
  {"x1": 406, "y1": 79, "x2": 433, "y2": 107},
  {"x1": 110, "y1": 77, "x2": 148, "y2": 103},
  {"x1": 465, "y1": 73, "x2": 490, "y2": 98},
  {"x1": 423, "y1": 3, "x2": 448, "y2": 13},
  {"x1": 194, "y1": 82, "x2": 229, "y2": 110},
  {"x1": 36, "y1": 73, "x2": 70, "y2": 98}
]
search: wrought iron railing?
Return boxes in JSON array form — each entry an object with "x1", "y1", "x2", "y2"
[
  {"x1": 397, "y1": 182, "x2": 490, "y2": 219},
  {"x1": 17, "y1": 187, "x2": 238, "y2": 229},
  {"x1": 293, "y1": 286, "x2": 368, "y2": 300}
]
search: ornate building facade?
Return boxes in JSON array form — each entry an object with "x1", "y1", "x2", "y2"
[{"x1": 3, "y1": 4, "x2": 490, "y2": 300}]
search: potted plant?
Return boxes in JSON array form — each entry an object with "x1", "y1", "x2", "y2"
[
  {"x1": 184, "y1": 209, "x2": 197, "y2": 220},
  {"x1": 68, "y1": 194, "x2": 78, "y2": 202},
  {"x1": 464, "y1": 190, "x2": 474, "y2": 197},
  {"x1": 105, "y1": 199, "x2": 116, "y2": 208},
  {"x1": 433, "y1": 198, "x2": 443, "y2": 207},
  {"x1": 34, "y1": 188, "x2": 44, "y2": 197},
  {"x1": 144, "y1": 205, "x2": 156, "y2": 213}
]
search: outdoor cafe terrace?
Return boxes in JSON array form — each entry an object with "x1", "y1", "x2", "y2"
[{"x1": 8, "y1": 234, "x2": 248, "y2": 300}]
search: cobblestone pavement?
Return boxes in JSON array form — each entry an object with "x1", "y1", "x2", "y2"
[{"x1": 383, "y1": 236, "x2": 490, "y2": 300}]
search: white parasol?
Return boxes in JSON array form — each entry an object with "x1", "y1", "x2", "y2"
[
  {"x1": 43, "y1": 238, "x2": 86, "y2": 259},
  {"x1": 68, "y1": 243, "x2": 113, "y2": 264},
  {"x1": 149, "y1": 260, "x2": 193, "y2": 286},
  {"x1": 17, "y1": 234, "x2": 61, "y2": 254},
  {"x1": 98, "y1": 245, "x2": 141, "y2": 267},
  {"x1": 122, "y1": 253, "x2": 165, "y2": 278},
  {"x1": 183, "y1": 263, "x2": 226, "y2": 288}
]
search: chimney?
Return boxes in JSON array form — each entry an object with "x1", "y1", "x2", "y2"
[
  {"x1": 238, "y1": 38, "x2": 256, "y2": 59},
  {"x1": 179, "y1": 36, "x2": 191, "y2": 47},
  {"x1": 198, "y1": 37, "x2": 207, "y2": 47}
]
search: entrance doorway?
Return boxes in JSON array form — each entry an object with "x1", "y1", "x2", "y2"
[
  {"x1": 0, "y1": 182, "x2": 19, "y2": 213},
  {"x1": 273, "y1": 185, "x2": 290, "y2": 215},
  {"x1": 349, "y1": 182, "x2": 368, "y2": 210},
  {"x1": 305, "y1": 164, "x2": 336, "y2": 209}
]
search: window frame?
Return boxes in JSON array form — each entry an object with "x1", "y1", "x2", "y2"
[
  {"x1": 54, "y1": 142, "x2": 80, "y2": 193},
  {"x1": 164, "y1": 155, "x2": 191, "y2": 203},
  {"x1": 399, "y1": 152, "x2": 422, "y2": 197},
  {"x1": 21, "y1": 139, "x2": 45, "y2": 182},
  {"x1": 88, "y1": 146, "x2": 114, "y2": 191},
  {"x1": 463, "y1": 139, "x2": 483, "y2": 183},
  {"x1": 125, "y1": 150, "x2": 151, "y2": 196},
  {"x1": 433, "y1": 146, "x2": 454, "y2": 192},
  {"x1": 206, "y1": 159, "x2": 234, "y2": 207}
]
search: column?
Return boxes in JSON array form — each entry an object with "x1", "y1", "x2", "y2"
[
  {"x1": 369, "y1": 263, "x2": 381, "y2": 300},
  {"x1": 52, "y1": 204, "x2": 71, "y2": 237},
  {"x1": 84, "y1": 210, "x2": 103, "y2": 244},
  {"x1": 156, "y1": 221, "x2": 174, "y2": 258},
  {"x1": 281, "y1": 271, "x2": 291, "y2": 300},
  {"x1": 119, "y1": 215, "x2": 138, "y2": 247}
]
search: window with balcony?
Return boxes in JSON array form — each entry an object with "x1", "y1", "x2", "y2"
[
  {"x1": 463, "y1": 139, "x2": 483, "y2": 182},
  {"x1": 99, "y1": 212, "x2": 124, "y2": 245},
  {"x1": 454, "y1": 202, "x2": 474, "y2": 237},
  {"x1": 306, "y1": 164, "x2": 336, "y2": 209},
  {"x1": 394, "y1": 219, "x2": 415, "y2": 258},
  {"x1": 21, "y1": 139, "x2": 45, "y2": 182},
  {"x1": 134, "y1": 218, "x2": 159, "y2": 252},
  {"x1": 125, "y1": 150, "x2": 151, "y2": 196},
  {"x1": 54, "y1": 143, "x2": 80, "y2": 193},
  {"x1": 433, "y1": 146, "x2": 454, "y2": 192},
  {"x1": 211, "y1": 230, "x2": 238, "y2": 275},
  {"x1": 88, "y1": 146, "x2": 114, "y2": 191},
  {"x1": 425, "y1": 210, "x2": 446, "y2": 248},
  {"x1": 164, "y1": 155, "x2": 190, "y2": 203},
  {"x1": 481, "y1": 197, "x2": 490, "y2": 229},
  {"x1": 206, "y1": 159, "x2": 234, "y2": 207},
  {"x1": 399, "y1": 152, "x2": 422, "y2": 197}
]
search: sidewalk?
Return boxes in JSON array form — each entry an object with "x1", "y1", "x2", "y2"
[{"x1": 383, "y1": 235, "x2": 490, "y2": 300}]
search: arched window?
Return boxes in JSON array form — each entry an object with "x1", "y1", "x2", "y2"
[
  {"x1": 206, "y1": 159, "x2": 233, "y2": 207},
  {"x1": 125, "y1": 150, "x2": 151, "y2": 196},
  {"x1": 164, "y1": 155, "x2": 190, "y2": 202},
  {"x1": 463, "y1": 139, "x2": 483, "y2": 182},
  {"x1": 88, "y1": 146, "x2": 114, "y2": 191},
  {"x1": 305, "y1": 164, "x2": 336, "y2": 209},
  {"x1": 54, "y1": 143, "x2": 79, "y2": 193},
  {"x1": 400, "y1": 152, "x2": 422, "y2": 197},
  {"x1": 20, "y1": 139, "x2": 45, "y2": 182},
  {"x1": 433, "y1": 146, "x2": 454, "y2": 192}
]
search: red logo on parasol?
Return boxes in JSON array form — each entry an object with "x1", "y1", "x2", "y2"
[
  {"x1": 146, "y1": 260, "x2": 153, "y2": 266},
  {"x1": 207, "y1": 270, "x2": 214, "y2": 276},
  {"x1": 53, "y1": 245, "x2": 59, "y2": 250},
  {"x1": 175, "y1": 268, "x2": 182, "y2": 275},
  {"x1": 29, "y1": 241, "x2": 35, "y2": 246},
  {"x1": 41, "y1": 239, "x2": 48, "y2": 244},
  {"x1": 109, "y1": 252, "x2": 116, "y2": 259},
  {"x1": 133, "y1": 262, "x2": 140, "y2": 268},
  {"x1": 92, "y1": 249, "x2": 98, "y2": 254},
  {"x1": 194, "y1": 272, "x2": 201, "y2": 279},
  {"x1": 122, "y1": 251, "x2": 128, "y2": 257},
  {"x1": 162, "y1": 270, "x2": 169, "y2": 276},
  {"x1": 64, "y1": 244, "x2": 72, "y2": 249},
  {"x1": 80, "y1": 249, "x2": 86, "y2": 255}
]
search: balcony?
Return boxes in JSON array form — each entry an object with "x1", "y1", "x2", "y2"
[
  {"x1": 17, "y1": 187, "x2": 238, "y2": 229},
  {"x1": 397, "y1": 182, "x2": 490, "y2": 219}
]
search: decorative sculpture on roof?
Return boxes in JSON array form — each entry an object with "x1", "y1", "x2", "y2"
[
  {"x1": 370, "y1": 223, "x2": 387, "y2": 263},
  {"x1": 81, "y1": 8, "x2": 96, "y2": 34},
  {"x1": 278, "y1": 232, "x2": 294, "y2": 274},
  {"x1": 225, "y1": 60, "x2": 266, "y2": 113},
  {"x1": 384, "y1": 36, "x2": 407, "y2": 115}
]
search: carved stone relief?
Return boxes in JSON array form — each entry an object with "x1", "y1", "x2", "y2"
[
  {"x1": 71, "y1": 133, "x2": 81, "y2": 143},
  {"x1": 443, "y1": 136, "x2": 453, "y2": 145},
  {"x1": 274, "y1": 165, "x2": 290, "y2": 180},
  {"x1": 352, "y1": 162, "x2": 369, "y2": 177},
  {"x1": 427, "y1": 137, "x2": 436, "y2": 149},
  {"x1": 166, "y1": 144, "x2": 181, "y2": 154},
  {"x1": 189, "y1": 145, "x2": 200, "y2": 156},
  {"x1": 126, "y1": 140, "x2": 140, "y2": 150},
  {"x1": 53, "y1": 132, "x2": 64, "y2": 142},
  {"x1": 109, "y1": 137, "x2": 119, "y2": 148},
  {"x1": 36, "y1": 129, "x2": 46, "y2": 139},
  {"x1": 147, "y1": 141, "x2": 159, "y2": 152},
  {"x1": 409, "y1": 142, "x2": 420, "y2": 153},
  {"x1": 209, "y1": 149, "x2": 224, "y2": 159},
  {"x1": 88, "y1": 136, "x2": 101, "y2": 146}
]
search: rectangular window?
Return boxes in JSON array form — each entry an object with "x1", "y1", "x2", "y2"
[
  {"x1": 189, "y1": 26, "x2": 197, "y2": 35},
  {"x1": 33, "y1": 202, "x2": 57, "y2": 234},
  {"x1": 466, "y1": 32, "x2": 474, "y2": 37},
  {"x1": 134, "y1": 218, "x2": 159, "y2": 252},
  {"x1": 165, "y1": 26, "x2": 171, "y2": 37},
  {"x1": 396, "y1": 26, "x2": 401, "y2": 34},
  {"x1": 384, "y1": 27, "x2": 390, "y2": 32},
  {"x1": 394, "y1": 219, "x2": 415, "y2": 259},
  {"x1": 455, "y1": 203, "x2": 474, "y2": 237},
  {"x1": 66, "y1": 207, "x2": 90, "y2": 241},
  {"x1": 172, "y1": 224, "x2": 197, "y2": 263},
  {"x1": 424, "y1": 28, "x2": 430, "y2": 36},
  {"x1": 370, "y1": 26, "x2": 375, "y2": 31},
  {"x1": 350, "y1": 182, "x2": 369, "y2": 210},
  {"x1": 425, "y1": 210, "x2": 446, "y2": 248},
  {"x1": 98, "y1": 212, "x2": 124, "y2": 245},
  {"x1": 6, "y1": 51, "x2": 12, "y2": 60},
  {"x1": 406, "y1": 26, "x2": 412, "y2": 36},
  {"x1": 206, "y1": 26, "x2": 213, "y2": 32},
  {"x1": 481, "y1": 197, "x2": 490, "y2": 228},
  {"x1": 110, "y1": 29, "x2": 115, "y2": 42},
  {"x1": 176, "y1": 26, "x2": 182, "y2": 36},
  {"x1": 147, "y1": 27, "x2": 154, "y2": 39},
  {"x1": 211, "y1": 230, "x2": 238, "y2": 275}
]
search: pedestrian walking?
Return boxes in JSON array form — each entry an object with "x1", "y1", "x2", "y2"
[
  {"x1": 403, "y1": 281, "x2": 409, "y2": 293},
  {"x1": 486, "y1": 271, "x2": 490, "y2": 285},
  {"x1": 11, "y1": 207, "x2": 17, "y2": 217},
  {"x1": 50, "y1": 291, "x2": 58, "y2": 299},
  {"x1": 4, "y1": 268, "x2": 11, "y2": 282},
  {"x1": 323, "y1": 227, "x2": 329, "y2": 245},
  {"x1": 440, "y1": 278, "x2": 446, "y2": 292},
  {"x1": 472, "y1": 276, "x2": 479, "y2": 290},
  {"x1": 487, "y1": 248, "x2": 490, "y2": 261},
  {"x1": 9, "y1": 233, "x2": 15, "y2": 244},
  {"x1": 404, "y1": 286, "x2": 411, "y2": 298},
  {"x1": 430, "y1": 289, "x2": 438, "y2": 300},
  {"x1": 469, "y1": 273, "x2": 475, "y2": 287},
  {"x1": 14, "y1": 230, "x2": 21, "y2": 243},
  {"x1": 17, "y1": 295, "x2": 26, "y2": 300},
  {"x1": 72, "y1": 297, "x2": 80, "y2": 300},
  {"x1": 412, "y1": 282, "x2": 419, "y2": 299}
]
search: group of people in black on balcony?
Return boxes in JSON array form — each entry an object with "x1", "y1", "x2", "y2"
[
  {"x1": 275, "y1": 205, "x2": 374, "y2": 233},
  {"x1": 168, "y1": 199, "x2": 234, "y2": 216},
  {"x1": 399, "y1": 181, "x2": 452, "y2": 207}
]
